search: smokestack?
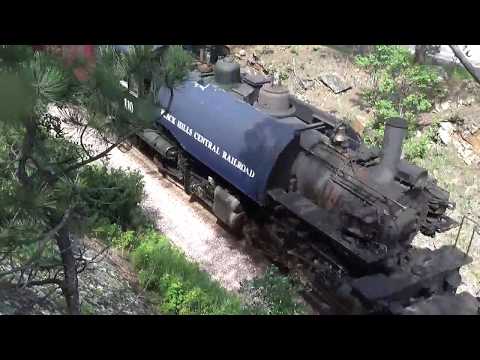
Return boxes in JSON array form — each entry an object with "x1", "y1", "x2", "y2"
[{"x1": 373, "y1": 117, "x2": 408, "y2": 184}]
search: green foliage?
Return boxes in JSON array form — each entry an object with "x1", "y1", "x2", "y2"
[
  {"x1": 110, "y1": 228, "x2": 139, "y2": 251},
  {"x1": 356, "y1": 45, "x2": 445, "y2": 158},
  {"x1": 0, "y1": 72, "x2": 34, "y2": 126},
  {"x1": 403, "y1": 135, "x2": 430, "y2": 162},
  {"x1": 403, "y1": 119, "x2": 441, "y2": 162},
  {"x1": 91, "y1": 222, "x2": 123, "y2": 242},
  {"x1": 81, "y1": 301, "x2": 96, "y2": 315},
  {"x1": 0, "y1": 45, "x2": 192, "y2": 314},
  {"x1": 239, "y1": 265, "x2": 306, "y2": 315},
  {"x1": 131, "y1": 230, "x2": 246, "y2": 315},
  {"x1": 78, "y1": 165, "x2": 151, "y2": 231},
  {"x1": 448, "y1": 65, "x2": 471, "y2": 81},
  {"x1": 0, "y1": 45, "x2": 34, "y2": 68},
  {"x1": 158, "y1": 46, "x2": 194, "y2": 89},
  {"x1": 279, "y1": 71, "x2": 289, "y2": 81},
  {"x1": 90, "y1": 220, "x2": 141, "y2": 254}
]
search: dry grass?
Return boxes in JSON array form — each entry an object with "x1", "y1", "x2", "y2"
[{"x1": 232, "y1": 45, "x2": 374, "y2": 127}]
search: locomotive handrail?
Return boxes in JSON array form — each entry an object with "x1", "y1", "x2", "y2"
[
  {"x1": 303, "y1": 144, "x2": 408, "y2": 214},
  {"x1": 454, "y1": 215, "x2": 479, "y2": 257},
  {"x1": 294, "y1": 122, "x2": 327, "y2": 134}
]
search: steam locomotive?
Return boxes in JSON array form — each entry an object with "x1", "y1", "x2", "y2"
[{"x1": 116, "y1": 45, "x2": 480, "y2": 314}]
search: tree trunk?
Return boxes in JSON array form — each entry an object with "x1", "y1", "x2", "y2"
[
  {"x1": 414, "y1": 45, "x2": 428, "y2": 64},
  {"x1": 449, "y1": 45, "x2": 480, "y2": 86},
  {"x1": 56, "y1": 226, "x2": 81, "y2": 315}
]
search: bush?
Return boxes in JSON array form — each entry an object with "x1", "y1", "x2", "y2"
[
  {"x1": 131, "y1": 230, "x2": 247, "y2": 315},
  {"x1": 403, "y1": 135, "x2": 431, "y2": 162},
  {"x1": 78, "y1": 166, "x2": 151, "y2": 231},
  {"x1": 239, "y1": 265, "x2": 306, "y2": 315},
  {"x1": 90, "y1": 225, "x2": 308, "y2": 315},
  {"x1": 356, "y1": 45, "x2": 445, "y2": 154},
  {"x1": 91, "y1": 222, "x2": 141, "y2": 251},
  {"x1": 403, "y1": 120, "x2": 441, "y2": 162}
]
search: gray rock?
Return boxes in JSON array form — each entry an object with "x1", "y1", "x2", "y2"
[
  {"x1": 319, "y1": 73, "x2": 352, "y2": 94},
  {"x1": 441, "y1": 101, "x2": 451, "y2": 111},
  {"x1": 439, "y1": 122, "x2": 454, "y2": 144}
]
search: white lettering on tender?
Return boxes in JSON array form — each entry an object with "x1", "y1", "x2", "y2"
[
  {"x1": 158, "y1": 107, "x2": 255, "y2": 179},
  {"x1": 193, "y1": 82, "x2": 210, "y2": 91},
  {"x1": 124, "y1": 98, "x2": 134, "y2": 113}
]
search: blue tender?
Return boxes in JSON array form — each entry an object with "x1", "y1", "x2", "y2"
[{"x1": 154, "y1": 80, "x2": 305, "y2": 204}]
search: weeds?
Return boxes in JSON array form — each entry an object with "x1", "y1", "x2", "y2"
[
  {"x1": 103, "y1": 228, "x2": 307, "y2": 315},
  {"x1": 78, "y1": 166, "x2": 150, "y2": 231},
  {"x1": 131, "y1": 230, "x2": 247, "y2": 315},
  {"x1": 356, "y1": 45, "x2": 445, "y2": 154},
  {"x1": 239, "y1": 265, "x2": 306, "y2": 315}
]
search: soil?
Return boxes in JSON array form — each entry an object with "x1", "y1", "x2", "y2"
[{"x1": 229, "y1": 45, "x2": 374, "y2": 133}]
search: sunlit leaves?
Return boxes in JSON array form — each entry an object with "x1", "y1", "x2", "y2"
[
  {"x1": 356, "y1": 45, "x2": 444, "y2": 148},
  {"x1": 28, "y1": 53, "x2": 69, "y2": 103},
  {"x1": 159, "y1": 45, "x2": 193, "y2": 88}
]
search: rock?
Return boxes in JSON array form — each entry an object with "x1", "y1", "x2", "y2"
[
  {"x1": 466, "y1": 97, "x2": 475, "y2": 106},
  {"x1": 239, "y1": 49, "x2": 246, "y2": 57},
  {"x1": 0, "y1": 302, "x2": 16, "y2": 315},
  {"x1": 302, "y1": 79, "x2": 316, "y2": 90},
  {"x1": 439, "y1": 122, "x2": 455, "y2": 144},
  {"x1": 441, "y1": 101, "x2": 451, "y2": 111},
  {"x1": 452, "y1": 138, "x2": 479, "y2": 166},
  {"x1": 465, "y1": 130, "x2": 480, "y2": 154},
  {"x1": 319, "y1": 73, "x2": 352, "y2": 94},
  {"x1": 418, "y1": 113, "x2": 434, "y2": 127}
]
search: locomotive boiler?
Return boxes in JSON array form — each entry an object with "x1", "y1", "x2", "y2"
[{"x1": 118, "y1": 47, "x2": 479, "y2": 314}]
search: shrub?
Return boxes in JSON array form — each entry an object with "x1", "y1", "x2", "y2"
[
  {"x1": 131, "y1": 230, "x2": 247, "y2": 315},
  {"x1": 403, "y1": 135, "x2": 431, "y2": 162},
  {"x1": 239, "y1": 265, "x2": 306, "y2": 315},
  {"x1": 356, "y1": 45, "x2": 445, "y2": 154},
  {"x1": 78, "y1": 166, "x2": 151, "y2": 231}
]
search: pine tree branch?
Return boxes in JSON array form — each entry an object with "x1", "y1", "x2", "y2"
[
  {"x1": 62, "y1": 127, "x2": 142, "y2": 175},
  {"x1": 0, "y1": 205, "x2": 75, "y2": 278},
  {"x1": 79, "y1": 123, "x2": 92, "y2": 158}
]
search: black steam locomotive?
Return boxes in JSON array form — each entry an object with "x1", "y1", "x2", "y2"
[{"x1": 117, "y1": 45, "x2": 479, "y2": 314}]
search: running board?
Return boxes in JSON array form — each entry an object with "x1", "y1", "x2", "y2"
[{"x1": 350, "y1": 246, "x2": 472, "y2": 305}]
